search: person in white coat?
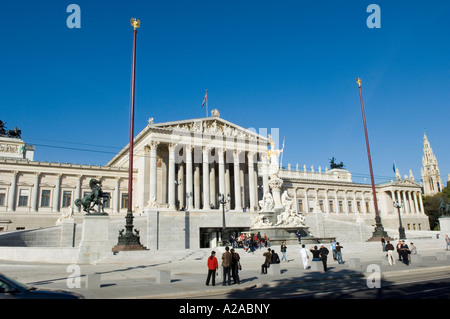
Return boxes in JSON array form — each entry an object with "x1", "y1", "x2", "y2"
[{"x1": 299, "y1": 244, "x2": 309, "y2": 269}]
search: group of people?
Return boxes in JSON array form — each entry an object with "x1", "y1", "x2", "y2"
[
  {"x1": 206, "y1": 240, "x2": 345, "y2": 286},
  {"x1": 230, "y1": 232, "x2": 271, "y2": 252},
  {"x1": 382, "y1": 239, "x2": 417, "y2": 266},
  {"x1": 206, "y1": 246, "x2": 242, "y2": 286}
]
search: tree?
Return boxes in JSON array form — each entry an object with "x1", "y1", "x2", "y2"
[{"x1": 423, "y1": 185, "x2": 449, "y2": 230}]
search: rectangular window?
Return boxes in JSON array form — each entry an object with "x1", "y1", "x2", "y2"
[
  {"x1": 0, "y1": 188, "x2": 6, "y2": 206},
  {"x1": 338, "y1": 201, "x2": 343, "y2": 213},
  {"x1": 329, "y1": 200, "x2": 333, "y2": 213},
  {"x1": 121, "y1": 193, "x2": 128, "y2": 209},
  {"x1": 62, "y1": 191, "x2": 72, "y2": 208},
  {"x1": 298, "y1": 199, "x2": 303, "y2": 212},
  {"x1": 18, "y1": 189, "x2": 29, "y2": 207},
  {"x1": 41, "y1": 190, "x2": 51, "y2": 207},
  {"x1": 347, "y1": 201, "x2": 352, "y2": 213},
  {"x1": 366, "y1": 202, "x2": 370, "y2": 213},
  {"x1": 319, "y1": 200, "x2": 324, "y2": 212},
  {"x1": 103, "y1": 192, "x2": 111, "y2": 208},
  {"x1": 357, "y1": 201, "x2": 361, "y2": 213}
]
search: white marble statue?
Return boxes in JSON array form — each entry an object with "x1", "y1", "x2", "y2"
[
  {"x1": 251, "y1": 215, "x2": 273, "y2": 228},
  {"x1": 56, "y1": 205, "x2": 74, "y2": 225},
  {"x1": 259, "y1": 192, "x2": 274, "y2": 212}
]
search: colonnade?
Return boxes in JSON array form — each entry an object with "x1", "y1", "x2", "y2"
[{"x1": 143, "y1": 143, "x2": 263, "y2": 211}]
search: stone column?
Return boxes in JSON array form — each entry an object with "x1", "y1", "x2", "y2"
[
  {"x1": 261, "y1": 152, "x2": 269, "y2": 195},
  {"x1": 324, "y1": 189, "x2": 330, "y2": 215},
  {"x1": 396, "y1": 190, "x2": 403, "y2": 214},
  {"x1": 413, "y1": 191, "x2": 420, "y2": 214},
  {"x1": 31, "y1": 173, "x2": 40, "y2": 212},
  {"x1": 114, "y1": 177, "x2": 120, "y2": 213},
  {"x1": 407, "y1": 191, "x2": 413, "y2": 214},
  {"x1": 149, "y1": 141, "x2": 160, "y2": 205},
  {"x1": 53, "y1": 174, "x2": 62, "y2": 213},
  {"x1": 304, "y1": 188, "x2": 309, "y2": 213},
  {"x1": 177, "y1": 164, "x2": 185, "y2": 209},
  {"x1": 247, "y1": 152, "x2": 256, "y2": 211},
  {"x1": 168, "y1": 143, "x2": 177, "y2": 210},
  {"x1": 186, "y1": 145, "x2": 194, "y2": 210},
  {"x1": 209, "y1": 163, "x2": 216, "y2": 208},
  {"x1": 334, "y1": 191, "x2": 339, "y2": 215},
  {"x1": 233, "y1": 150, "x2": 242, "y2": 211},
  {"x1": 218, "y1": 148, "x2": 225, "y2": 199},
  {"x1": 361, "y1": 192, "x2": 367, "y2": 214},
  {"x1": 418, "y1": 192, "x2": 425, "y2": 214},
  {"x1": 202, "y1": 146, "x2": 210, "y2": 210},
  {"x1": 402, "y1": 190, "x2": 409, "y2": 214},
  {"x1": 8, "y1": 171, "x2": 18, "y2": 212},
  {"x1": 194, "y1": 162, "x2": 201, "y2": 209}
]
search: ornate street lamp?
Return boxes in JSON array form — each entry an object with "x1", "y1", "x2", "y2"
[
  {"x1": 218, "y1": 193, "x2": 231, "y2": 246},
  {"x1": 393, "y1": 200, "x2": 407, "y2": 240}
]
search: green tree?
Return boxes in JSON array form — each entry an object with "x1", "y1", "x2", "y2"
[{"x1": 423, "y1": 185, "x2": 450, "y2": 230}]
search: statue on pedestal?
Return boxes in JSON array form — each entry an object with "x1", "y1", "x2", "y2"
[{"x1": 74, "y1": 179, "x2": 110, "y2": 215}]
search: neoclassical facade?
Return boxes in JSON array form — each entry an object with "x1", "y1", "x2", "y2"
[{"x1": 0, "y1": 115, "x2": 430, "y2": 236}]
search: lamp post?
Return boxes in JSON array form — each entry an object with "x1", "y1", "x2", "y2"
[
  {"x1": 357, "y1": 77, "x2": 389, "y2": 240},
  {"x1": 113, "y1": 18, "x2": 145, "y2": 251},
  {"x1": 218, "y1": 193, "x2": 231, "y2": 246},
  {"x1": 393, "y1": 200, "x2": 407, "y2": 240}
]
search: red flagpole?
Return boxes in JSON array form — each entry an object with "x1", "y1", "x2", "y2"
[{"x1": 357, "y1": 77, "x2": 388, "y2": 240}]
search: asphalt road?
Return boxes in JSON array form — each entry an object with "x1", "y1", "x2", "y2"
[{"x1": 188, "y1": 269, "x2": 450, "y2": 299}]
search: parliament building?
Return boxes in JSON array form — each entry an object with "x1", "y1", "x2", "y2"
[{"x1": 0, "y1": 113, "x2": 431, "y2": 247}]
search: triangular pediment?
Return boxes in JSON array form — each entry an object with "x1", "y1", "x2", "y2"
[
  {"x1": 150, "y1": 117, "x2": 267, "y2": 141},
  {"x1": 106, "y1": 116, "x2": 269, "y2": 167}
]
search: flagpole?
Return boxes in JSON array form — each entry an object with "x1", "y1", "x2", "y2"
[
  {"x1": 205, "y1": 89, "x2": 208, "y2": 117},
  {"x1": 357, "y1": 77, "x2": 389, "y2": 241}
]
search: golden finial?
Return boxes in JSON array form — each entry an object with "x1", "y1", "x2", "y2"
[
  {"x1": 131, "y1": 18, "x2": 140, "y2": 30},
  {"x1": 356, "y1": 77, "x2": 362, "y2": 88}
]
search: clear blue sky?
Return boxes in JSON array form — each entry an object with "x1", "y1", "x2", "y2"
[{"x1": 1, "y1": 0, "x2": 449, "y2": 186}]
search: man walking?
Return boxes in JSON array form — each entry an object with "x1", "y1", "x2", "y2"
[
  {"x1": 319, "y1": 244, "x2": 329, "y2": 272},
  {"x1": 261, "y1": 248, "x2": 272, "y2": 274},
  {"x1": 385, "y1": 240, "x2": 396, "y2": 265},
  {"x1": 221, "y1": 246, "x2": 232, "y2": 285},
  {"x1": 300, "y1": 244, "x2": 309, "y2": 269}
]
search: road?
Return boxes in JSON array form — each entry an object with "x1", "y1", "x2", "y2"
[{"x1": 188, "y1": 269, "x2": 450, "y2": 299}]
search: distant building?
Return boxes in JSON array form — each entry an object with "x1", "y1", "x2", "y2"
[{"x1": 421, "y1": 133, "x2": 443, "y2": 196}]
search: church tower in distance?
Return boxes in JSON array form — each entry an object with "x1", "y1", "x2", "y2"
[{"x1": 421, "y1": 133, "x2": 443, "y2": 196}]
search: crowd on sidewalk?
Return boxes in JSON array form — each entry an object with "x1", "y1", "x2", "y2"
[{"x1": 204, "y1": 235, "x2": 450, "y2": 287}]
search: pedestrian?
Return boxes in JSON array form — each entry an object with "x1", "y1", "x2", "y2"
[
  {"x1": 385, "y1": 240, "x2": 396, "y2": 265},
  {"x1": 445, "y1": 235, "x2": 450, "y2": 251},
  {"x1": 296, "y1": 229, "x2": 302, "y2": 245},
  {"x1": 271, "y1": 249, "x2": 280, "y2": 264},
  {"x1": 310, "y1": 245, "x2": 321, "y2": 261},
  {"x1": 319, "y1": 244, "x2": 329, "y2": 271},
  {"x1": 409, "y1": 242, "x2": 417, "y2": 263},
  {"x1": 300, "y1": 244, "x2": 309, "y2": 269},
  {"x1": 261, "y1": 248, "x2": 272, "y2": 274},
  {"x1": 230, "y1": 248, "x2": 241, "y2": 285},
  {"x1": 396, "y1": 241, "x2": 403, "y2": 262},
  {"x1": 206, "y1": 251, "x2": 218, "y2": 286},
  {"x1": 330, "y1": 239, "x2": 337, "y2": 260},
  {"x1": 381, "y1": 236, "x2": 386, "y2": 252},
  {"x1": 221, "y1": 246, "x2": 232, "y2": 286},
  {"x1": 335, "y1": 242, "x2": 344, "y2": 264},
  {"x1": 399, "y1": 240, "x2": 409, "y2": 265},
  {"x1": 280, "y1": 241, "x2": 288, "y2": 262}
]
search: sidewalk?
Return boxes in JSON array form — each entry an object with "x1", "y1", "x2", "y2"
[{"x1": 0, "y1": 237, "x2": 449, "y2": 299}]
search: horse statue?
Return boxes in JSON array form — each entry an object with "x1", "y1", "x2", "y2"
[
  {"x1": 330, "y1": 157, "x2": 345, "y2": 169},
  {"x1": 439, "y1": 198, "x2": 450, "y2": 217},
  {"x1": 74, "y1": 178, "x2": 110, "y2": 215}
]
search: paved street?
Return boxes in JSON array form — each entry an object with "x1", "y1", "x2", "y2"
[{"x1": 0, "y1": 237, "x2": 449, "y2": 302}]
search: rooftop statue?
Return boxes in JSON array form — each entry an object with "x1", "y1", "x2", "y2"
[{"x1": 329, "y1": 156, "x2": 345, "y2": 169}]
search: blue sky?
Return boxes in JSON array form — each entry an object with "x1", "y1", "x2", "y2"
[{"x1": 1, "y1": 0, "x2": 449, "y2": 186}]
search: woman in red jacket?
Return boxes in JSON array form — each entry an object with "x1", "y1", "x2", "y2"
[{"x1": 206, "y1": 251, "x2": 218, "y2": 286}]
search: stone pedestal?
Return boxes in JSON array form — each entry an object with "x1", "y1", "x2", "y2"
[
  {"x1": 439, "y1": 217, "x2": 450, "y2": 236},
  {"x1": 77, "y1": 214, "x2": 111, "y2": 264}
]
